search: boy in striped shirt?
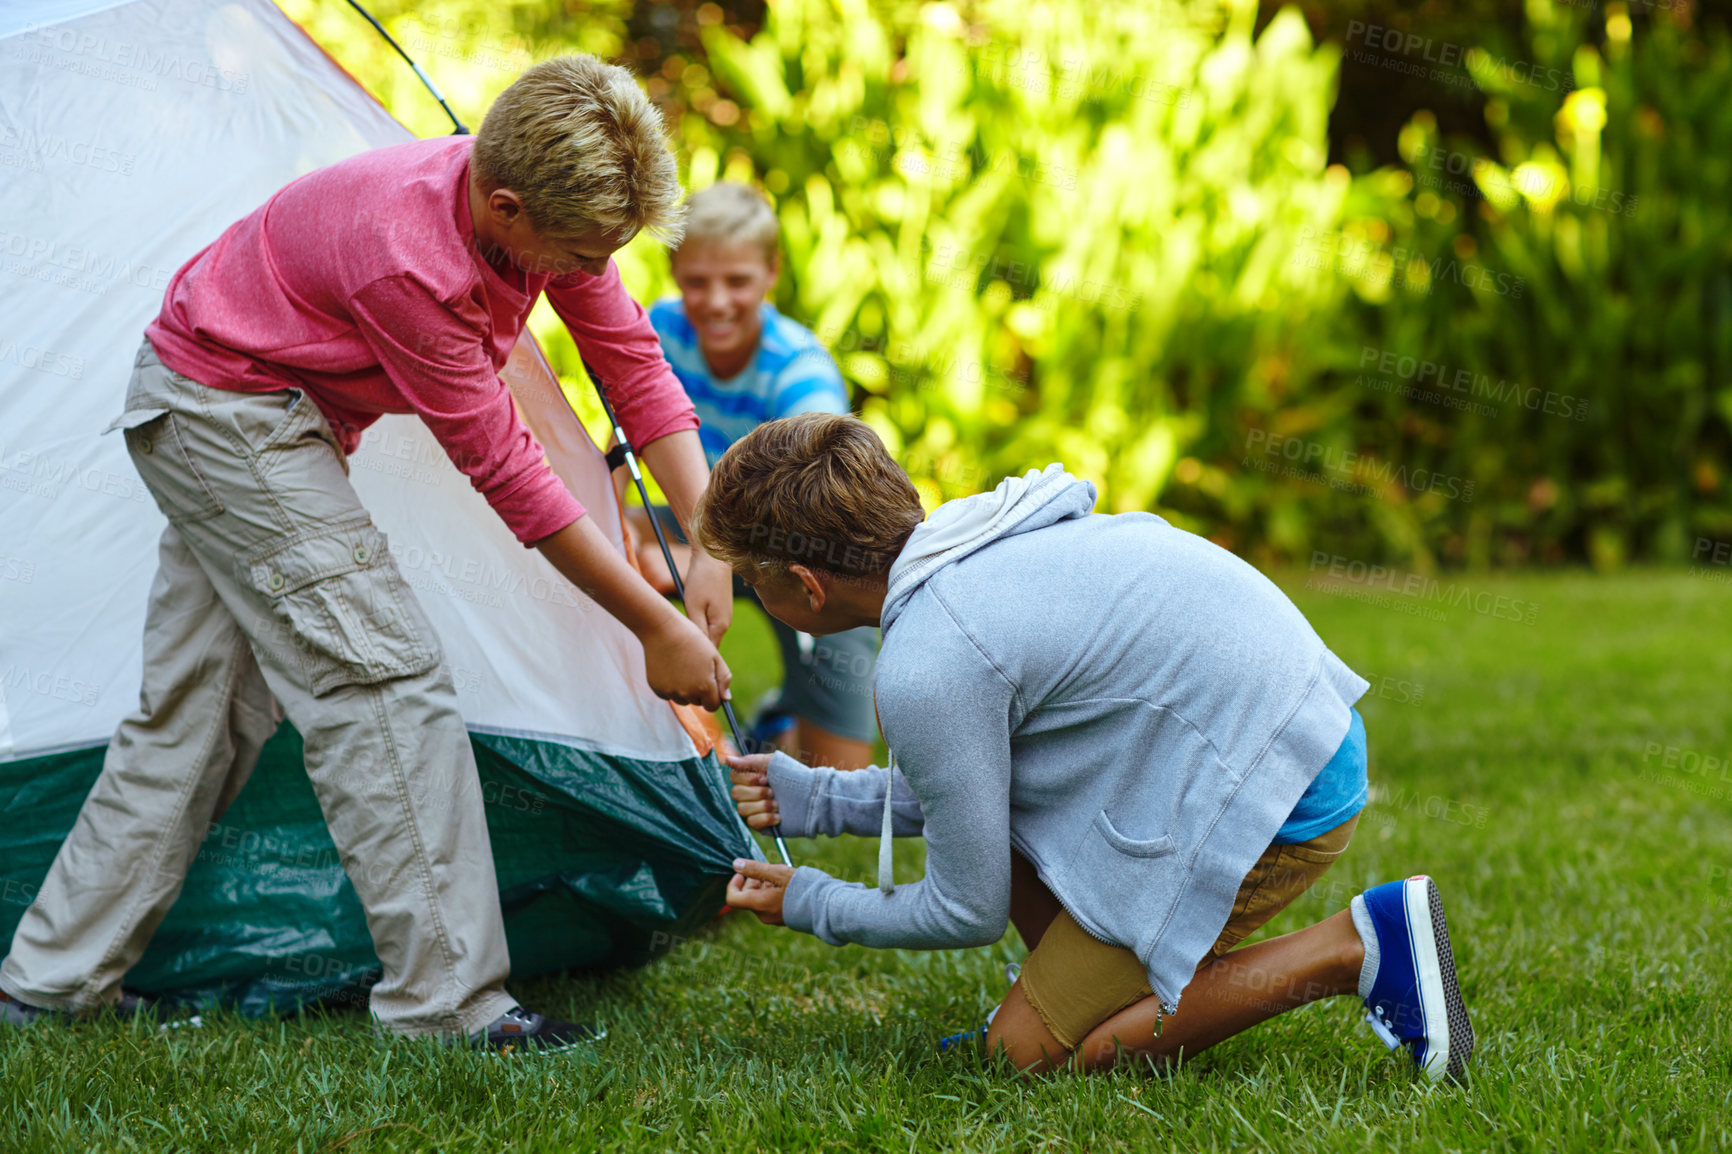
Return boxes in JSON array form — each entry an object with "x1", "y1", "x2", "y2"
[{"x1": 628, "y1": 182, "x2": 880, "y2": 771}]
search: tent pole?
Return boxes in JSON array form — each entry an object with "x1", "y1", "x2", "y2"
[
  {"x1": 582, "y1": 359, "x2": 795, "y2": 869},
  {"x1": 342, "y1": 0, "x2": 470, "y2": 135}
]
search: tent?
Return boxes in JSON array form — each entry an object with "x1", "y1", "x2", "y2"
[{"x1": 0, "y1": 0, "x2": 758, "y2": 1014}]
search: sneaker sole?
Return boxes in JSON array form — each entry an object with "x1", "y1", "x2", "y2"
[
  {"x1": 485, "y1": 1024, "x2": 607, "y2": 1054},
  {"x1": 0, "y1": 1003, "x2": 49, "y2": 1027},
  {"x1": 1404, "y1": 875, "x2": 1474, "y2": 1083}
]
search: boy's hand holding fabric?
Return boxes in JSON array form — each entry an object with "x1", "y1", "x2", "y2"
[
  {"x1": 533, "y1": 515, "x2": 731, "y2": 710},
  {"x1": 728, "y1": 860, "x2": 794, "y2": 924},
  {"x1": 638, "y1": 611, "x2": 731, "y2": 710}
]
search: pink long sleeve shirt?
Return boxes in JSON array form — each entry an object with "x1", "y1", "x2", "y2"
[{"x1": 145, "y1": 135, "x2": 697, "y2": 545}]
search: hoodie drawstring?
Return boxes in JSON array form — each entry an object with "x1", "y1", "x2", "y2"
[{"x1": 878, "y1": 754, "x2": 896, "y2": 894}]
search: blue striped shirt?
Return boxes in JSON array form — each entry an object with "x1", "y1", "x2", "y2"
[{"x1": 648, "y1": 298, "x2": 850, "y2": 467}]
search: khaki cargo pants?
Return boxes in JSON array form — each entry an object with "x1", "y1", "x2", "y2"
[{"x1": 0, "y1": 337, "x2": 517, "y2": 1037}]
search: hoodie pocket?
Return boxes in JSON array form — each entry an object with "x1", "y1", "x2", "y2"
[
  {"x1": 1059, "y1": 807, "x2": 1185, "y2": 958},
  {"x1": 1046, "y1": 806, "x2": 1189, "y2": 1011},
  {"x1": 1092, "y1": 811, "x2": 1176, "y2": 859}
]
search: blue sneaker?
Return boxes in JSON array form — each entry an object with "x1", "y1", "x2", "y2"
[
  {"x1": 747, "y1": 690, "x2": 796, "y2": 751},
  {"x1": 937, "y1": 1022, "x2": 987, "y2": 1052},
  {"x1": 938, "y1": 1004, "x2": 1001, "y2": 1053},
  {"x1": 1350, "y1": 875, "x2": 1474, "y2": 1082}
]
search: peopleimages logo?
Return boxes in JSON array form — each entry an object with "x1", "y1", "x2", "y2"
[
  {"x1": 0, "y1": 664, "x2": 101, "y2": 707},
  {"x1": 1343, "y1": 21, "x2": 1575, "y2": 94},
  {"x1": 845, "y1": 116, "x2": 1079, "y2": 192},
  {"x1": 0, "y1": 229, "x2": 176, "y2": 296},
  {"x1": 29, "y1": 27, "x2": 250, "y2": 93},
  {"x1": 924, "y1": 239, "x2": 1144, "y2": 313},
  {"x1": 1639, "y1": 741, "x2": 1732, "y2": 802},
  {"x1": 1244, "y1": 429, "x2": 1476, "y2": 502},
  {"x1": 1368, "y1": 784, "x2": 1490, "y2": 829},
  {"x1": 1357, "y1": 346, "x2": 1590, "y2": 422},
  {"x1": 0, "y1": 438, "x2": 153, "y2": 505},
  {"x1": 1414, "y1": 144, "x2": 1639, "y2": 218},
  {"x1": 1694, "y1": 537, "x2": 1732, "y2": 567},
  {"x1": 1295, "y1": 227, "x2": 1526, "y2": 299},
  {"x1": 745, "y1": 523, "x2": 892, "y2": 577},
  {"x1": 1305, "y1": 552, "x2": 1540, "y2": 625},
  {"x1": 0, "y1": 126, "x2": 137, "y2": 176},
  {"x1": 0, "y1": 339, "x2": 85, "y2": 381},
  {"x1": 973, "y1": 41, "x2": 1193, "y2": 109}
]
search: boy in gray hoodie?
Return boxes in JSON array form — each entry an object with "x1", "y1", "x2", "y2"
[{"x1": 698, "y1": 413, "x2": 1473, "y2": 1080}]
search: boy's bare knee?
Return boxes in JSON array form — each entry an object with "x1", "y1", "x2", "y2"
[{"x1": 986, "y1": 983, "x2": 1071, "y2": 1076}]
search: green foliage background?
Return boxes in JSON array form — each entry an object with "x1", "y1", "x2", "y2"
[{"x1": 280, "y1": 0, "x2": 1731, "y2": 570}]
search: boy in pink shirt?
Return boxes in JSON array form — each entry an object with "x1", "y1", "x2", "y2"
[{"x1": 0, "y1": 56, "x2": 727, "y2": 1050}]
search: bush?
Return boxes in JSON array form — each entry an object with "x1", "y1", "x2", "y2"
[
  {"x1": 1302, "y1": 4, "x2": 1732, "y2": 569},
  {"x1": 688, "y1": 0, "x2": 1374, "y2": 520},
  {"x1": 285, "y1": 0, "x2": 1732, "y2": 569}
]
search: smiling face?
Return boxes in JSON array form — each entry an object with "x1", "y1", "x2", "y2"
[{"x1": 671, "y1": 239, "x2": 778, "y2": 378}]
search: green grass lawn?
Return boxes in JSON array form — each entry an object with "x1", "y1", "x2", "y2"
[{"x1": 3, "y1": 572, "x2": 1729, "y2": 1152}]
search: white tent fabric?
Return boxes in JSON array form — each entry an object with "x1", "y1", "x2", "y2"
[{"x1": 0, "y1": 0, "x2": 700, "y2": 765}]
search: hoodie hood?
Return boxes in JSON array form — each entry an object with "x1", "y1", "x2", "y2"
[{"x1": 882, "y1": 464, "x2": 1097, "y2": 633}]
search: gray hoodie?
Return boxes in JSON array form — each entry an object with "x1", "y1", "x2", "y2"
[{"x1": 769, "y1": 465, "x2": 1368, "y2": 1010}]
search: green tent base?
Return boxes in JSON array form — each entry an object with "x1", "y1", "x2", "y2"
[{"x1": 0, "y1": 723, "x2": 752, "y2": 1017}]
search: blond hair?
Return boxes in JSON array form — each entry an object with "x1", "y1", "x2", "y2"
[
  {"x1": 693, "y1": 413, "x2": 925, "y2": 580},
  {"x1": 673, "y1": 181, "x2": 780, "y2": 264},
  {"x1": 473, "y1": 55, "x2": 685, "y2": 244}
]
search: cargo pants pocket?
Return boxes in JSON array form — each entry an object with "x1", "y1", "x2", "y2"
[
  {"x1": 243, "y1": 519, "x2": 440, "y2": 696},
  {"x1": 107, "y1": 408, "x2": 227, "y2": 524}
]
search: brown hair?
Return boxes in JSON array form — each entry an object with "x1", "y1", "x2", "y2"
[
  {"x1": 472, "y1": 55, "x2": 685, "y2": 244},
  {"x1": 693, "y1": 413, "x2": 925, "y2": 580}
]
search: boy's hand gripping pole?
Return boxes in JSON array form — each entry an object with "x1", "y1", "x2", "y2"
[{"x1": 579, "y1": 358, "x2": 793, "y2": 868}]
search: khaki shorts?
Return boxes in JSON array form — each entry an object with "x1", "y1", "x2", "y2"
[{"x1": 1019, "y1": 814, "x2": 1359, "y2": 1049}]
